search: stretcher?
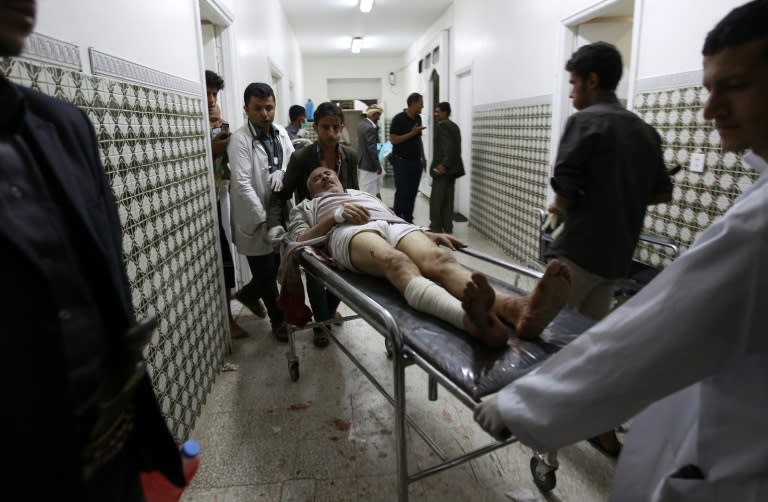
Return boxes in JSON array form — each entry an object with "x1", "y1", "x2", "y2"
[{"x1": 284, "y1": 247, "x2": 594, "y2": 501}]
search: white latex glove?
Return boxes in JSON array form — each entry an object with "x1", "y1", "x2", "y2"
[
  {"x1": 268, "y1": 169, "x2": 285, "y2": 192},
  {"x1": 267, "y1": 225, "x2": 286, "y2": 245},
  {"x1": 473, "y1": 394, "x2": 512, "y2": 441}
]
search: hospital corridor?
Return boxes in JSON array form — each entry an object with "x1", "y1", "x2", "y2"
[{"x1": 3, "y1": 0, "x2": 767, "y2": 501}]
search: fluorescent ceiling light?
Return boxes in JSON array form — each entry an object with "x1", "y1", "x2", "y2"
[
  {"x1": 351, "y1": 37, "x2": 363, "y2": 53},
  {"x1": 359, "y1": 0, "x2": 374, "y2": 13}
]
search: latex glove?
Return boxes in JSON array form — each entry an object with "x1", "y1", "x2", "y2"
[
  {"x1": 267, "y1": 225, "x2": 286, "y2": 245},
  {"x1": 473, "y1": 394, "x2": 512, "y2": 441},
  {"x1": 268, "y1": 169, "x2": 285, "y2": 192}
]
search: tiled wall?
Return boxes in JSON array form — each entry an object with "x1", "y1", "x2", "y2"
[
  {"x1": 633, "y1": 77, "x2": 759, "y2": 267},
  {"x1": 3, "y1": 34, "x2": 228, "y2": 440},
  {"x1": 470, "y1": 98, "x2": 552, "y2": 268},
  {"x1": 468, "y1": 79, "x2": 758, "y2": 274}
]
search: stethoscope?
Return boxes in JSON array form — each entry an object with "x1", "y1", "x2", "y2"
[{"x1": 247, "y1": 119, "x2": 282, "y2": 173}]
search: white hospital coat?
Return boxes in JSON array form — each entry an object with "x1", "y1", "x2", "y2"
[
  {"x1": 497, "y1": 152, "x2": 768, "y2": 501},
  {"x1": 228, "y1": 123, "x2": 293, "y2": 256}
]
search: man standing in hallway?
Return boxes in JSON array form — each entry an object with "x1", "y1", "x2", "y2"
[
  {"x1": 206, "y1": 70, "x2": 259, "y2": 337},
  {"x1": 285, "y1": 104, "x2": 306, "y2": 140},
  {"x1": 544, "y1": 41, "x2": 673, "y2": 455},
  {"x1": 389, "y1": 92, "x2": 426, "y2": 223},
  {"x1": 1, "y1": 0, "x2": 184, "y2": 498},
  {"x1": 429, "y1": 101, "x2": 465, "y2": 233},
  {"x1": 475, "y1": 3, "x2": 768, "y2": 500},
  {"x1": 228, "y1": 83, "x2": 293, "y2": 341},
  {"x1": 357, "y1": 103, "x2": 384, "y2": 197}
]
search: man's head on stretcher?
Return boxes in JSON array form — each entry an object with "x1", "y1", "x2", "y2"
[{"x1": 299, "y1": 166, "x2": 573, "y2": 346}]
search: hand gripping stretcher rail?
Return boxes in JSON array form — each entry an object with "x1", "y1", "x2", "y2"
[{"x1": 282, "y1": 246, "x2": 594, "y2": 501}]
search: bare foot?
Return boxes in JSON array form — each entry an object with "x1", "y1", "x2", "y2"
[
  {"x1": 230, "y1": 320, "x2": 249, "y2": 339},
  {"x1": 462, "y1": 272, "x2": 510, "y2": 347},
  {"x1": 503, "y1": 259, "x2": 571, "y2": 340}
]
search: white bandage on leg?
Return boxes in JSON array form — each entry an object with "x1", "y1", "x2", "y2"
[{"x1": 403, "y1": 276, "x2": 465, "y2": 330}]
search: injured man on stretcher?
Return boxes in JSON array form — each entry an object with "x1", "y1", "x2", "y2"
[{"x1": 283, "y1": 166, "x2": 571, "y2": 346}]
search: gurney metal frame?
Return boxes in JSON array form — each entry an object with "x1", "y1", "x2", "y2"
[{"x1": 284, "y1": 248, "x2": 585, "y2": 501}]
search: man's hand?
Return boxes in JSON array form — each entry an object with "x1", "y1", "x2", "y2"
[
  {"x1": 268, "y1": 170, "x2": 285, "y2": 192},
  {"x1": 548, "y1": 193, "x2": 572, "y2": 217},
  {"x1": 336, "y1": 203, "x2": 370, "y2": 225},
  {"x1": 411, "y1": 124, "x2": 426, "y2": 136},
  {"x1": 423, "y1": 231, "x2": 467, "y2": 250},
  {"x1": 473, "y1": 395, "x2": 512, "y2": 441},
  {"x1": 211, "y1": 131, "x2": 231, "y2": 155},
  {"x1": 433, "y1": 164, "x2": 447, "y2": 176},
  {"x1": 267, "y1": 225, "x2": 286, "y2": 244}
]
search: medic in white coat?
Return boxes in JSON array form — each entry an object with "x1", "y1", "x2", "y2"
[{"x1": 474, "y1": 2, "x2": 768, "y2": 500}]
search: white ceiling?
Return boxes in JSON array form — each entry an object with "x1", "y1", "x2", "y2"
[{"x1": 278, "y1": 0, "x2": 454, "y2": 56}]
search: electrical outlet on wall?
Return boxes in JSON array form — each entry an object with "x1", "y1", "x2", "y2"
[{"x1": 689, "y1": 152, "x2": 706, "y2": 173}]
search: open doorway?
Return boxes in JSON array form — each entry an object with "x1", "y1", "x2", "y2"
[
  {"x1": 199, "y1": 0, "x2": 251, "y2": 295},
  {"x1": 454, "y1": 67, "x2": 472, "y2": 221},
  {"x1": 548, "y1": 0, "x2": 638, "y2": 199},
  {"x1": 421, "y1": 69, "x2": 440, "y2": 196}
]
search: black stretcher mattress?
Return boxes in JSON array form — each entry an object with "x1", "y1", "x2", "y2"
[{"x1": 334, "y1": 269, "x2": 595, "y2": 400}]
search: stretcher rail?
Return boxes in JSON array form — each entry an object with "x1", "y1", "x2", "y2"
[{"x1": 285, "y1": 246, "x2": 593, "y2": 501}]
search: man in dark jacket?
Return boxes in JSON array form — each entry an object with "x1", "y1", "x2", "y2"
[
  {"x1": 0, "y1": 1, "x2": 183, "y2": 499},
  {"x1": 545, "y1": 41, "x2": 673, "y2": 455},
  {"x1": 429, "y1": 101, "x2": 465, "y2": 233}
]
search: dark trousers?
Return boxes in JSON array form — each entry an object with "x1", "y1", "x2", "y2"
[
  {"x1": 242, "y1": 253, "x2": 283, "y2": 324},
  {"x1": 428, "y1": 175, "x2": 456, "y2": 233},
  {"x1": 392, "y1": 157, "x2": 422, "y2": 223},
  {"x1": 305, "y1": 274, "x2": 341, "y2": 322}
]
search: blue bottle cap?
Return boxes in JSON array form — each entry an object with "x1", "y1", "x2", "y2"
[{"x1": 181, "y1": 439, "x2": 201, "y2": 458}]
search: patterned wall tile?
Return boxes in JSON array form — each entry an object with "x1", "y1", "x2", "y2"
[
  {"x1": 471, "y1": 102, "x2": 552, "y2": 268},
  {"x1": 2, "y1": 56, "x2": 227, "y2": 441},
  {"x1": 633, "y1": 86, "x2": 758, "y2": 267}
]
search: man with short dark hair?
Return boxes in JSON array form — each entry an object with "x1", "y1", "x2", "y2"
[
  {"x1": 228, "y1": 82, "x2": 293, "y2": 341},
  {"x1": 475, "y1": 2, "x2": 768, "y2": 499},
  {"x1": 1, "y1": 0, "x2": 184, "y2": 498},
  {"x1": 389, "y1": 92, "x2": 426, "y2": 223},
  {"x1": 428, "y1": 101, "x2": 464, "y2": 234},
  {"x1": 286, "y1": 104, "x2": 306, "y2": 140},
  {"x1": 546, "y1": 41, "x2": 673, "y2": 454}
]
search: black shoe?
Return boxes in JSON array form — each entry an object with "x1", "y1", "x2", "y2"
[
  {"x1": 312, "y1": 327, "x2": 330, "y2": 348},
  {"x1": 235, "y1": 290, "x2": 266, "y2": 318},
  {"x1": 271, "y1": 321, "x2": 288, "y2": 342}
]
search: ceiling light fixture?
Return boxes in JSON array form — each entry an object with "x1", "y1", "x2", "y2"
[
  {"x1": 351, "y1": 37, "x2": 363, "y2": 54},
  {"x1": 359, "y1": 0, "x2": 374, "y2": 13}
]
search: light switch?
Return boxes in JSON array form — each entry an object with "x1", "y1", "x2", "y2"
[{"x1": 689, "y1": 152, "x2": 705, "y2": 172}]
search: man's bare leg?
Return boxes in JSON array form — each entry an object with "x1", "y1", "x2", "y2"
[
  {"x1": 496, "y1": 259, "x2": 571, "y2": 340},
  {"x1": 397, "y1": 232, "x2": 571, "y2": 340}
]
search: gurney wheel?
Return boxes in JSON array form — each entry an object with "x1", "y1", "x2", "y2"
[
  {"x1": 384, "y1": 338, "x2": 394, "y2": 360},
  {"x1": 530, "y1": 456, "x2": 556, "y2": 492},
  {"x1": 289, "y1": 361, "x2": 300, "y2": 382}
]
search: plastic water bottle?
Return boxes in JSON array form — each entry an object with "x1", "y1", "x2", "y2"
[{"x1": 141, "y1": 439, "x2": 201, "y2": 502}]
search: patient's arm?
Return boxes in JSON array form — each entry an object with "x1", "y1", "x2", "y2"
[{"x1": 297, "y1": 203, "x2": 371, "y2": 242}]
